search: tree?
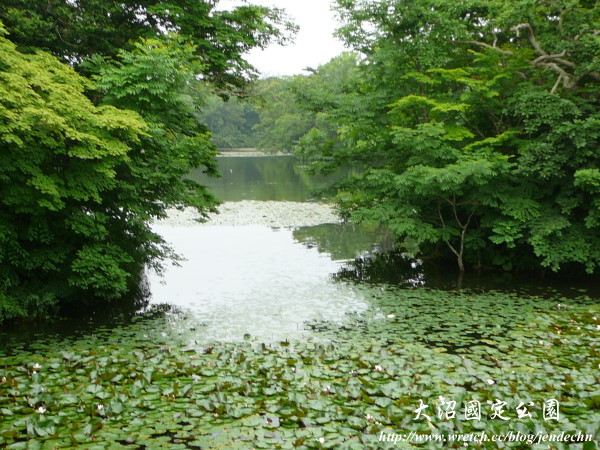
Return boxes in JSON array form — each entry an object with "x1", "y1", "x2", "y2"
[
  {"x1": 0, "y1": 0, "x2": 295, "y2": 91},
  {"x1": 250, "y1": 53, "x2": 362, "y2": 155},
  {"x1": 296, "y1": 0, "x2": 600, "y2": 273},
  {"x1": 0, "y1": 1, "x2": 291, "y2": 322},
  {"x1": 0, "y1": 27, "x2": 147, "y2": 320},
  {"x1": 199, "y1": 95, "x2": 260, "y2": 149}
]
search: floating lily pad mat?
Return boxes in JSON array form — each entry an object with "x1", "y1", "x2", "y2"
[{"x1": 0, "y1": 289, "x2": 598, "y2": 448}]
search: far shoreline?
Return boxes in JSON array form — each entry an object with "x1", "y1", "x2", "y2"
[{"x1": 217, "y1": 148, "x2": 291, "y2": 157}]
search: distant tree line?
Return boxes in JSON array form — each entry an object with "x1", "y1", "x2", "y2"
[{"x1": 201, "y1": 52, "x2": 360, "y2": 152}]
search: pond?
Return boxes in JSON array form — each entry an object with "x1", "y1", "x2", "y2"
[
  {"x1": 188, "y1": 155, "x2": 337, "y2": 202},
  {"x1": 0, "y1": 155, "x2": 598, "y2": 448}
]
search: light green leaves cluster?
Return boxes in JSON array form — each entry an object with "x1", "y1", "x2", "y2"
[{"x1": 0, "y1": 31, "x2": 149, "y2": 319}]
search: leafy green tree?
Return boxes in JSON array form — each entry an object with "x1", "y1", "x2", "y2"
[
  {"x1": 0, "y1": 0, "x2": 295, "y2": 90},
  {"x1": 92, "y1": 35, "x2": 219, "y2": 215},
  {"x1": 298, "y1": 0, "x2": 600, "y2": 273},
  {"x1": 0, "y1": 0, "x2": 290, "y2": 322},
  {"x1": 251, "y1": 53, "x2": 361, "y2": 155},
  {"x1": 251, "y1": 76, "x2": 315, "y2": 153},
  {"x1": 0, "y1": 27, "x2": 147, "y2": 320}
]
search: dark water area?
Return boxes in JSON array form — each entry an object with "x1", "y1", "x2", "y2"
[{"x1": 336, "y1": 250, "x2": 600, "y2": 300}]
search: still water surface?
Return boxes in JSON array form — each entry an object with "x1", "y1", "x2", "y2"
[
  {"x1": 143, "y1": 155, "x2": 395, "y2": 343},
  {"x1": 188, "y1": 155, "x2": 333, "y2": 202},
  {"x1": 149, "y1": 225, "x2": 368, "y2": 342}
]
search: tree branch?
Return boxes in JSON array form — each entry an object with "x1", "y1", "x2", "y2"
[
  {"x1": 551, "y1": 75, "x2": 562, "y2": 95},
  {"x1": 533, "y1": 51, "x2": 576, "y2": 69},
  {"x1": 510, "y1": 23, "x2": 546, "y2": 55},
  {"x1": 451, "y1": 194, "x2": 464, "y2": 229},
  {"x1": 509, "y1": 22, "x2": 600, "y2": 91},
  {"x1": 458, "y1": 40, "x2": 514, "y2": 56},
  {"x1": 438, "y1": 204, "x2": 460, "y2": 258}
]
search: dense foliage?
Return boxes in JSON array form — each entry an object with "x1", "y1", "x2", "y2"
[
  {"x1": 0, "y1": 0, "x2": 294, "y2": 90},
  {"x1": 269, "y1": 0, "x2": 600, "y2": 274},
  {"x1": 196, "y1": 53, "x2": 361, "y2": 153},
  {"x1": 0, "y1": 1, "x2": 291, "y2": 322}
]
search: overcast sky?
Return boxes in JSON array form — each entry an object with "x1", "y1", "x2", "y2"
[{"x1": 221, "y1": 0, "x2": 347, "y2": 77}]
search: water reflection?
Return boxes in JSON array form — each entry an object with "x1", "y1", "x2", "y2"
[
  {"x1": 0, "y1": 273, "x2": 162, "y2": 348},
  {"x1": 188, "y1": 156, "x2": 332, "y2": 202},
  {"x1": 336, "y1": 250, "x2": 600, "y2": 298},
  {"x1": 149, "y1": 224, "x2": 368, "y2": 343},
  {"x1": 293, "y1": 222, "x2": 395, "y2": 261}
]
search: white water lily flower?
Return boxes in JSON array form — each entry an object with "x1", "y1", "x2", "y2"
[
  {"x1": 596, "y1": 325, "x2": 600, "y2": 331},
  {"x1": 318, "y1": 437, "x2": 325, "y2": 444},
  {"x1": 374, "y1": 365, "x2": 383, "y2": 372},
  {"x1": 386, "y1": 314, "x2": 395, "y2": 318},
  {"x1": 97, "y1": 404, "x2": 104, "y2": 411},
  {"x1": 33, "y1": 363, "x2": 42, "y2": 370},
  {"x1": 1, "y1": 377, "x2": 6, "y2": 383},
  {"x1": 486, "y1": 379, "x2": 495, "y2": 385},
  {"x1": 37, "y1": 406, "x2": 46, "y2": 414},
  {"x1": 323, "y1": 385, "x2": 331, "y2": 393},
  {"x1": 32, "y1": 371, "x2": 37, "y2": 375},
  {"x1": 366, "y1": 414, "x2": 374, "y2": 421}
]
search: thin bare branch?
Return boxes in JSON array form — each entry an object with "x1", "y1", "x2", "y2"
[
  {"x1": 451, "y1": 195, "x2": 465, "y2": 229},
  {"x1": 438, "y1": 205, "x2": 460, "y2": 258}
]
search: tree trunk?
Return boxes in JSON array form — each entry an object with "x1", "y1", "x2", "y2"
[{"x1": 457, "y1": 254, "x2": 465, "y2": 273}]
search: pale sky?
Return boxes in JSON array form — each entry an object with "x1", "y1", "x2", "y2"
[{"x1": 221, "y1": 0, "x2": 346, "y2": 77}]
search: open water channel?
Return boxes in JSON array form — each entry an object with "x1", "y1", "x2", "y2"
[{"x1": 148, "y1": 155, "x2": 394, "y2": 343}]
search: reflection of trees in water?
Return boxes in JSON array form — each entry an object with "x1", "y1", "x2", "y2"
[
  {"x1": 293, "y1": 223, "x2": 395, "y2": 261},
  {"x1": 337, "y1": 250, "x2": 600, "y2": 297},
  {"x1": 0, "y1": 271, "x2": 179, "y2": 346},
  {"x1": 187, "y1": 156, "x2": 361, "y2": 202},
  {"x1": 335, "y1": 250, "x2": 427, "y2": 286},
  {"x1": 189, "y1": 156, "x2": 321, "y2": 201}
]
